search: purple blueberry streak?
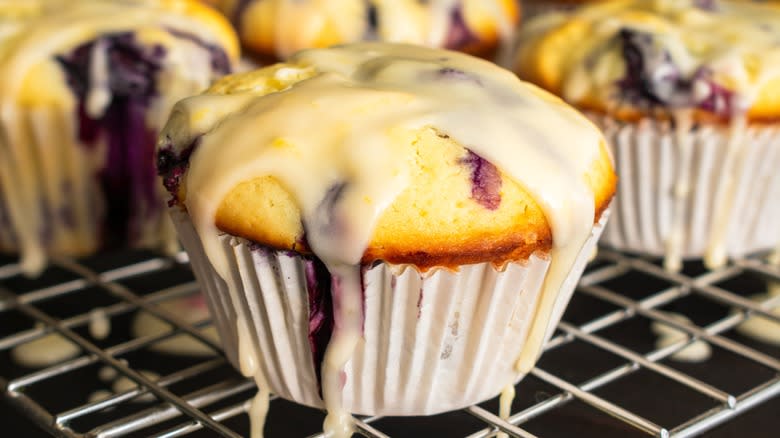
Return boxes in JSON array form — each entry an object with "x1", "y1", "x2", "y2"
[
  {"x1": 57, "y1": 30, "x2": 230, "y2": 246},
  {"x1": 617, "y1": 28, "x2": 736, "y2": 117},
  {"x1": 304, "y1": 256, "x2": 334, "y2": 395},
  {"x1": 313, "y1": 182, "x2": 348, "y2": 238},
  {"x1": 57, "y1": 32, "x2": 164, "y2": 245},
  {"x1": 445, "y1": 6, "x2": 479, "y2": 50},
  {"x1": 158, "y1": 136, "x2": 201, "y2": 206},
  {"x1": 460, "y1": 150, "x2": 502, "y2": 210},
  {"x1": 434, "y1": 67, "x2": 484, "y2": 86}
]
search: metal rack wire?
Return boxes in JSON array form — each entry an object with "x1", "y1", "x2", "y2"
[{"x1": 1, "y1": 247, "x2": 778, "y2": 437}]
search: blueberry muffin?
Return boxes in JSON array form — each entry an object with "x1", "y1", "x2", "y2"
[
  {"x1": 218, "y1": 0, "x2": 521, "y2": 62},
  {"x1": 158, "y1": 43, "x2": 615, "y2": 436},
  {"x1": 0, "y1": 0, "x2": 239, "y2": 274},
  {"x1": 515, "y1": 0, "x2": 780, "y2": 270}
]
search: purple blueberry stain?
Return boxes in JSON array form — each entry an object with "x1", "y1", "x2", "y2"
[
  {"x1": 692, "y1": 68, "x2": 737, "y2": 115},
  {"x1": 313, "y1": 182, "x2": 349, "y2": 238},
  {"x1": 432, "y1": 67, "x2": 484, "y2": 86},
  {"x1": 365, "y1": 1, "x2": 378, "y2": 35},
  {"x1": 56, "y1": 30, "x2": 230, "y2": 247},
  {"x1": 416, "y1": 285, "x2": 424, "y2": 319},
  {"x1": 304, "y1": 256, "x2": 334, "y2": 396},
  {"x1": 460, "y1": 150, "x2": 502, "y2": 210},
  {"x1": 158, "y1": 135, "x2": 201, "y2": 206},
  {"x1": 445, "y1": 5, "x2": 479, "y2": 50},
  {"x1": 301, "y1": 250, "x2": 372, "y2": 395},
  {"x1": 617, "y1": 28, "x2": 736, "y2": 117},
  {"x1": 57, "y1": 32, "x2": 164, "y2": 246}
]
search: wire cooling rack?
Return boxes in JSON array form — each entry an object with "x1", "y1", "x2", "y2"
[{"x1": 1, "y1": 247, "x2": 778, "y2": 438}]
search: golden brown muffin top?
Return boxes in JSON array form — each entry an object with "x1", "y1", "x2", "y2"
[
  {"x1": 218, "y1": 0, "x2": 520, "y2": 61},
  {"x1": 515, "y1": 0, "x2": 780, "y2": 122},
  {"x1": 0, "y1": 0, "x2": 239, "y2": 106},
  {"x1": 158, "y1": 43, "x2": 615, "y2": 273}
]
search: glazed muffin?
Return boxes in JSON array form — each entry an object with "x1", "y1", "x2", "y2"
[
  {"x1": 0, "y1": 0, "x2": 239, "y2": 274},
  {"x1": 515, "y1": 0, "x2": 780, "y2": 270},
  {"x1": 217, "y1": 0, "x2": 521, "y2": 62},
  {"x1": 158, "y1": 43, "x2": 615, "y2": 436}
]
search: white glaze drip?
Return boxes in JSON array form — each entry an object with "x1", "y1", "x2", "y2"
[
  {"x1": 85, "y1": 37, "x2": 111, "y2": 119},
  {"x1": 704, "y1": 115, "x2": 747, "y2": 269},
  {"x1": 320, "y1": 265, "x2": 363, "y2": 438},
  {"x1": 89, "y1": 307, "x2": 110, "y2": 340},
  {"x1": 248, "y1": 387, "x2": 271, "y2": 438},
  {"x1": 664, "y1": 111, "x2": 694, "y2": 273},
  {"x1": 497, "y1": 384, "x2": 516, "y2": 438},
  {"x1": 238, "y1": 314, "x2": 272, "y2": 437},
  {"x1": 170, "y1": 43, "x2": 604, "y2": 436}
]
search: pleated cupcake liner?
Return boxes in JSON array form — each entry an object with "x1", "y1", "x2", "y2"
[
  {"x1": 173, "y1": 208, "x2": 609, "y2": 416},
  {"x1": 592, "y1": 113, "x2": 780, "y2": 265}
]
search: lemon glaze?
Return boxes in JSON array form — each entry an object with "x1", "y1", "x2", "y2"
[{"x1": 162, "y1": 43, "x2": 609, "y2": 437}]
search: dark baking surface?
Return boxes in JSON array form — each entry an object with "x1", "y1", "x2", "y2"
[{"x1": 1, "y1": 248, "x2": 778, "y2": 437}]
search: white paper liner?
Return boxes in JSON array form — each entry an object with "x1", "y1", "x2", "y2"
[
  {"x1": 173, "y1": 208, "x2": 609, "y2": 416},
  {"x1": 0, "y1": 103, "x2": 175, "y2": 270},
  {"x1": 592, "y1": 114, "x2": 780, "y2": 260}
]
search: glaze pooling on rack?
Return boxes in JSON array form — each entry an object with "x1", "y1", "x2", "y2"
[
  {"x1": 89, "y1": 307, "x2": 110, "y2": 340},
  {"x1": 0, "y1": 0, "x2": 236, "y2": 274},
  {"x1": 164, "y1": 43, "x2": 605, "y2": 437},
  {"x1": 516, "y1": 0, "x2": 780, "y2": 269}
]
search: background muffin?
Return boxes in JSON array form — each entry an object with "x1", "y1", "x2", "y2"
[
  {"x1": 0, "y1": 0, "x2": 239, "y2": 274},
  {"x1": 216, "y1": 0, "x2": 521, "y2": 63},
  {"x1": 515, "y1": 0, "x2": 780, "y2": 271},
  {"x1": 158, "y1": 43, "x2": 615, "y2": 437}
]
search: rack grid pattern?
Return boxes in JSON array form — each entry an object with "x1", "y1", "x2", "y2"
[{"x1": 1, "y1": 247, "x2": 778, "y2": 438}]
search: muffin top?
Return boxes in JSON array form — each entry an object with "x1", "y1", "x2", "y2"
[
  {"x1": 515, "y1": 0, "x2": 780, "y2": 122},
  {"x1": 0, "y1": 0, "x2": 239, "y2": 107},
  {"x1": 159, "y1": 43, "x2": 615, "y2": 271},
  {"x1": 218, "y1": 0, "x2": 520, "y2": 60}
]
